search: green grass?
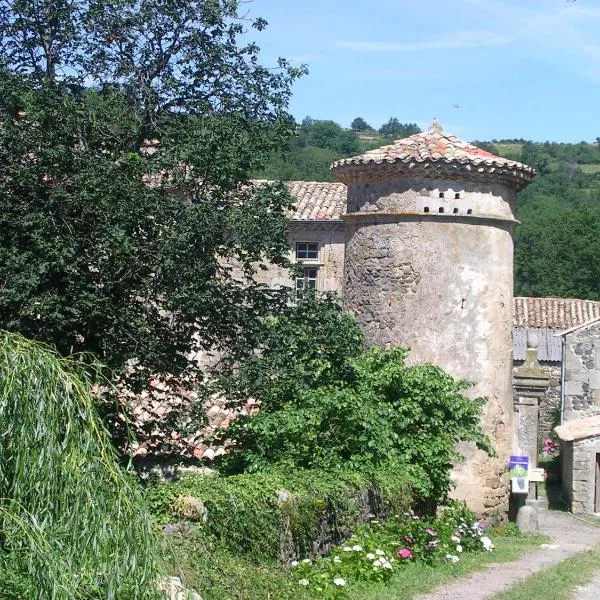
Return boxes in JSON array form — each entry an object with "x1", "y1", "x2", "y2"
[
  {"x1": 347, "y1": 535, "x2": 547, "y2": 600},
  {"x1": 579, "y1": 164, "x2": 600, "y2": 174},
  {"x1": 491, "y1": 544, "x2": 600, "y2": 600},
  {"x1": 164, "y1": 534, "x2": 312, "y2": 600},
  {"x1": 495, "y1": 143, "x2": 524, "y2": 156}
]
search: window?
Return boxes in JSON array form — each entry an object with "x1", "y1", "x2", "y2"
[
  {"x1": 296, "y1": 242, "x2": 319, "y2": 261},
  {"x1": 295, "y1": 267, "x2": 318, "y2": 294}
]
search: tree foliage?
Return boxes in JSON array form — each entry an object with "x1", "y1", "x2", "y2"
[
  {"x1": 351, "y1": 117, "x2": 371, "y2": 132},
  {"x1": 0, "y1": 332, "x2": 160, "y2": 599},
  {"x1": 378, "y1": 118, "x2": 421, "y2": 138},
  {"x1": 0, "y1": 0, "x2": 304, "y2": 376},
  {"x1": 215, "y1": 295, "x2": 493, "y2": 503}
]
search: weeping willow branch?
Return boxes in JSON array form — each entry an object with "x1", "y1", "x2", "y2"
[{"x1": 0, "y1": 331, "x2": 161, "y2": 599}]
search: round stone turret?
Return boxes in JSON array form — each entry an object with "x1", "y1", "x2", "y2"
[{"x1": 332, "y1": 122, "x2": 535, "y2": 515}]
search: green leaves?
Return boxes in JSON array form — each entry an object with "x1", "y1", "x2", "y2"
[
  {"x1": 216, "y1": 314, "x2": 493, "y2": 504},
  {"x1": 0, "y1": 332, "x2": 160, "y2": 599},
  {"x1": 0, "y1": 1, "x2": 304, "y2": 378}
]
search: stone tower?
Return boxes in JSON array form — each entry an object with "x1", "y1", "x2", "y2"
[{"x1": 331, "y1": 122, "x2": 535, "y2": 515}]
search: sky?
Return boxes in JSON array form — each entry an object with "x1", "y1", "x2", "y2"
[{"x1": 242, "y1": 0, "x2": 600, "y2": 143}]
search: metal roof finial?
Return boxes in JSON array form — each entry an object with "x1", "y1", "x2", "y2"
[{"x1": 430, "y1": 118, "x2": 442, "y2": 132}]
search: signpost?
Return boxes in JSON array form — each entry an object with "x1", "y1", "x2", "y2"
[{"x1": 509, "y1": 455, "x2": 529, "y2": 494}]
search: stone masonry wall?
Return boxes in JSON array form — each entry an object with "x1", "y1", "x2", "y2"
[
  {"x1": 236, "y1": 222, "x2": 345, "y2": 295},
  {"x1": 563, "y1": 325, "x2": 600, "y2": 422},
  {"x1": 568, "y1": 436, "x2": 600, "y2": 514},
  {"x1": 343, "y1": 177, "x2": 517, "y2": 517}
]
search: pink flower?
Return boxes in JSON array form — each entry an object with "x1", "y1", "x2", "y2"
[
  {"x1": 404, "y1": 536, "x2": 413, "y2": 544},
  {"x1": 425, "y1": 528, "x2": 438, "y2": 536},
  {"x1": 396, "y1": 548, "x2": 413, "y2": 559}
]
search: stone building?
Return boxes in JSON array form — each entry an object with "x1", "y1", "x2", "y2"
[
  {"x1": 558, "y1": 318, "x2": 600, "y2": 423},
  {"x1": 513, "y1": 298, "x2": 600, "y2": 447},
  {"x1": 556, "y1": 415, "x2": 600, "y2": 514},
  {"x1": 328, "y1": 121, "x2": 535, "y2": 515},
  {"x1": 129, "y1": 123, "x2": 600, "y2": 515}
]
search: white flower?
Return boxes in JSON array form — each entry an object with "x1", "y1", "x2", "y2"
[
  {"x1": 302, "y1": 558, "x2": 312, "y2": 564},
  {"x1": 366, "y1": 553, "x2": 376, "y2": 560},
  {"x1": 342, "y1": 546, "x2": 353, "y2": 552},
  {"x1": 333, "y1": 578, "x2": 346, "y2": 587},
  {"x1": 456, "y1": 545, "x2": 463, "y2": 553},
  {"x1": 333, "y1": 556, "x2": 342, "y2": 564},
  {"x1": 451, "y1": 535, "x2": 460, "y2": 543},
  {"x1": 375, "y1": 549, "x2": 386, "y2": 556},
  {"x1": 291, "y1": 560, "x2": 299, "y2": 567},
  {"x1": 445, "y1": 554, "x2": 460, "y2": 563},
  {"x1": 481, "y1": 536, "x2": 494, "y2": 551},
  {"x1": 352, "y1": 544, "x2": 363, "y2": 552},
  {"x1": 298, "y1": 579, "x2": 309, "y2": 586},
  {"x1": 382, "y1": 560, "x2": 393, "y2": 569},
  {"x1": 373, "y1": 558, "x2": 388, "y2": 568}
]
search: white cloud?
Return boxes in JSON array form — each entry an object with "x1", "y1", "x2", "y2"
[
  {"x1": 335, "y1": 30, "x2": 510, "y2": 52},
  {"x1": 462, "y1": 0, "x2": 600, "y2": 79}
]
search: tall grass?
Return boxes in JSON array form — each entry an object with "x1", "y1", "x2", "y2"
[{"x1": 0, "y1": 332, "x2": 161, "y2": 599}]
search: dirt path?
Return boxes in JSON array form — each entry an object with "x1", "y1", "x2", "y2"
[
  {"x1": 415, "y1": 508, "x2": 600, "y2": 600},
  {"x1": 570, "y1": 572, "x2": 600, "y2": 600}
]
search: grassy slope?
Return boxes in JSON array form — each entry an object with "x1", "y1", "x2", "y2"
[{"x1": 491, "y1": 544, "x2": 600, "y2": 600}]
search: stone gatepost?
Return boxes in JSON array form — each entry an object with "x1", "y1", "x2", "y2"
[{"x1": 513, "y1": 333, "x2": 549, "y2": 497}]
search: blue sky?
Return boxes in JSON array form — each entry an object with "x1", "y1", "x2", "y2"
[{"x1": 244, "y1": 0, "x2": 600, "y2": 142}]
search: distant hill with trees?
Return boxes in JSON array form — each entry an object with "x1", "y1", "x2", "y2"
[{"x1": 255, "y1": 118, "x2": 600, "y2": 300}]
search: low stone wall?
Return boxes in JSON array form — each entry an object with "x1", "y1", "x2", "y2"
[{"x1": 148, "y1": 468, "x2": 413, "y2": 563}]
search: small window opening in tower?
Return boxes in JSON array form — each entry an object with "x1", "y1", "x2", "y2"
[
  {"x1": 439, "y1": 192, "x2": 444, "y2": 199},
  {"x1": 455, "y1": 192, "x2": 460, "y2": 199},
  {"x1": 453, "y1": 207, "x2": 459, "y2": 214},
  {"x1": 439, "y1": 207, "x2": 444, "y2": 213},
  {"x1": 467, "y1": 209, "x2": 473, "y2": 215},
  {"x1": 423, "y1": 206, "x2": 429, "y2": 213}
]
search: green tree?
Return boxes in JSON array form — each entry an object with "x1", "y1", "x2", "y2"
[
  {"x1": 0, "y1": 332, "x2": 160, "y2": 598},
  {"x1": 0, "y1": 0, "x2": 304, "y2": 377},
  {"x1": 215, "y1": 295, "x2": 493, "y2": 503},
  {"x1": 515, "y1": 202, "x2": 600, "y2": 299},
  {"x1": 351, "y1": 117, "x2": 371, "y2": 131},
  {"x1": 379, "y1": 118, "x2": 421, "y2": 138}
]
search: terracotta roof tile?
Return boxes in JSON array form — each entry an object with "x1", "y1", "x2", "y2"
[
  {"x1": 251, "y1": 180, "x2": 347, "y2": 221},
  {"x1": 331, "y1": 121, "x2": 534, "y2": 188},
  {"x1": 513, "y1": 297, "x2": 600, "y2": 329}
]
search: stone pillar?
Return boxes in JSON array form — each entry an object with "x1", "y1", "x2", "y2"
[{"x1": 513, "y1": 333, "x2": 549, "y2": 496}]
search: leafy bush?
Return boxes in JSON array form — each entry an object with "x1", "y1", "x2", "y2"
[
  {"x1": 0, "y1": 332, "x2": 160, "y2": 599},
  {"x1": 146, "y1": 466, "x2": 412, "y2": 562},
  {"x1": 218, "y1": 320, "x2": 494, "y2": 503}
]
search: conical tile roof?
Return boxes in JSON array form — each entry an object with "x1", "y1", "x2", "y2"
[{"x1": 332, "y1": 121, "x2": 535, "y2": 189}]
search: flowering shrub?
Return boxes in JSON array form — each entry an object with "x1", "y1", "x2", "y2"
[
  {"x1": 289, "y1": 501, "x2": 494, "y2": 597},
  {"x1": 543, "y1": 438, "x2": 559, "y2": 455}
]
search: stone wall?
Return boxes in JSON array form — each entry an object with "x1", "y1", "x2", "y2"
[
  {"x1": 248, "y1": 221, "x2": 345, "y2": 294},
  {"x1": 563, "y1": 324, "x2": 600, "y2": 422},
  {"x1": 512, "y1": 361, "x2": 561, "y2": 448},
  {"x1": 342, "y1": 177, "x2": 517, "y2": 517},
  {"x1": 561, "y1": 436, "x2": 600, "y2": 514}
]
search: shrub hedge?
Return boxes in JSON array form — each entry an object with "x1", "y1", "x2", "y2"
[{"x1": 146, "y1": 465, "x2": 412, "y2": 562}]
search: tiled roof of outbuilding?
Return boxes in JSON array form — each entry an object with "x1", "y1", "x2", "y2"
[
  {"x1": 285, "y1": 181, "x2": 347, "y2": 221},
  {"x1": 331, "y1": 121, "x2": 535, "y2": 188},
  {"x1": 513, "y1": 297, "x2": 600, "y2": 329}
]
